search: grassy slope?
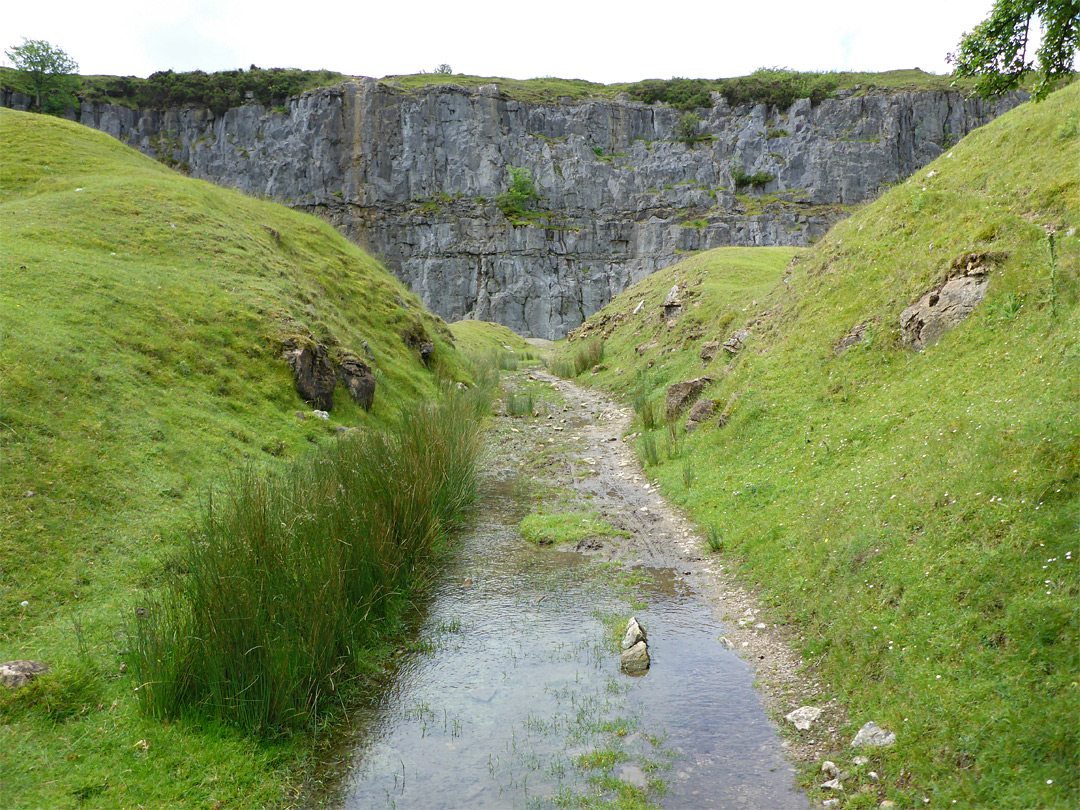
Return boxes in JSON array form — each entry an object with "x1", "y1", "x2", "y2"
[
  {"x1": 449, "y1": 319, "x2": 532, "y2": 355},
  {"x1": 558, "y1": 85, "x2": 1079, "y2": 808},
  {"x1": 0, "y1": 109, "x2": 461, "y2": 808}
]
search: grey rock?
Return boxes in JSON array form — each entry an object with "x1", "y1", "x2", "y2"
[
  {"x1": 621, "y1": 640, "x2": 650, "y2": 674},
  {"x1": 700, "y1": 340, "x2": 721, "y2": 364},
  {"x1": 618, "y1": 764, "x2": 648, "y2": 790},
  {"x1": 723, "y1": 329, "x2": 751, "y2": 355},
  {"x1": 835, "y1": 321, "x2": 870, "y2": 354},
  {"x1": 785, "y1": 705, "x2": 822, "y2": 730},
  {"x1": 1, "y1": 660, "x2": 49, "y2": 689},
  {"x1": 58, "y1": 83, "x2": 1025, "y2": 339},
  {"x1": 851, "y1": 720, "x2": 896, "y2": 749},
  {"x1": 821, "y1": 778, "x2": 844, "y2": 791},
  {"x1": 823, "y1": 800, "x2": 840, "y2": 808},
  {"x1": 900, "y1": 252, "x2": 998, "y2": 349},
  {"x1": 821, "y1": 761, "x2": 840, "y2": 779},
  {"x1": 853, "y1": 756, "x2": 870, "y2": 766},
  {"x1": 665, "y1": 376, "x2": 712, "y2": 421},
  {"x1": 718, "y1": 635, "x2": 735, "y2": 649}
]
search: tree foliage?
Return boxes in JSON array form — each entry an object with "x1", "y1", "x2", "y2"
[
  {"x1": 4, "y1": 38, "x2": 78, "y2": 113},
  {"x1": 949, "y1": 0, "x2": 1080, "y2": 101}
]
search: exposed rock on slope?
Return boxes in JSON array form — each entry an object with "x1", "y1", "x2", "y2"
[{"x1": 52, "y1": 81, "x2": 1021, "y2": 337}]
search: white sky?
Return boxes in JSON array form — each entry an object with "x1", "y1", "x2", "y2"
[{"x1": 3, "y1": 0, "x2": 1004, "y2": 83}]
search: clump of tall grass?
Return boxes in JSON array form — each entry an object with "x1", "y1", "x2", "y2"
[
  {"x1": 638, "y1": 432, "x2": 660, "y2": 467},
  {"x1": 573, "y1": 339, "x2": 604, "y2": 375},
  {"x1": 548, "y1": 339, "x2": 605, "y2": 378},
  {"x1": 487, "y1": 349, "x2": 519, "y2": 371},
  {"x1": 132, "y1": 387, "x2": 488, "y2": 734},
  {"x1": 505, "y1": 391, "x2": 534, "y2": 417},
  {"x1": 548, "y1": 357, "x2": 576, "y2": 378},
  {"x1": 632, "y1": 393, "x2": 660, "y2": 431}
]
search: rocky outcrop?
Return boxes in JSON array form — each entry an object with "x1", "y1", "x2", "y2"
[
  {"x1": 666, "y1": 376, "x2": 713, "y2": 420},
  {"x1": 899, "y1": 251, "x2": 998, "y2": 349},
  {"x1": 283, "y1": 340, "x2": 336, "y2": 410},
  {"x1": 685, "y1": 398, "x2": 716, "y2": 431},
  {"x1": 46, "y1": 81, "x2": 1023, "y2": 338},
  {"x1": 282, "y1": 339, "x2": 378, "y2": 411}
]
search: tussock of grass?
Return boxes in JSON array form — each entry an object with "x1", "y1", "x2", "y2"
[
  {"x1": 569, "y1": 85, "x2": 1079, "y2": 809},
  {"x1": 134, "y1": 387, "x2": 487, "y2": 733}
]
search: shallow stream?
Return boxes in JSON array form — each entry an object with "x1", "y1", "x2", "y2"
[{"x1": 318, "y1": 460, "x2": 807, "y2": 809}]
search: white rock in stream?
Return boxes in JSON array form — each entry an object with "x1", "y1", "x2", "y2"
[
  {"x1": 620, "y1": 618, "x2": 650, "y2": 674},
  {"x1": 621, "y1": 617, "x2": 647, "y2": 650}
]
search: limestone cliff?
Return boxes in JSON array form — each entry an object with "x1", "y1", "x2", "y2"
[{"x1": 47, "y1": 80, "x2": 1020, "y2": 337}]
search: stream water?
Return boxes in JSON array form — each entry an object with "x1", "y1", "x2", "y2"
[{"x1": 318, "y1": 462, "x2": 808, "y2": 809}]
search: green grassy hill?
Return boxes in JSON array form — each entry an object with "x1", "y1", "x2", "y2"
[
  {"x1": 0, "y1": 109, "x2": 462, "y2": 807},
  {"x1": 557, "y1": 83, "x2": 1079, "y2": 808}
]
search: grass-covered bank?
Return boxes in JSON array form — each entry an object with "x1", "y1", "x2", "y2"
[
  {"x1": 553, "y1": 85, "x2": 1078, "y2": 809},
  {"x1": 0, "y1": 109, "x2": 476, "y2": 806}
]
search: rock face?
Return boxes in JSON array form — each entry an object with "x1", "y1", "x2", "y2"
[{"x1": 31, "y1": 82, "x2": 1023, "y2": 338}]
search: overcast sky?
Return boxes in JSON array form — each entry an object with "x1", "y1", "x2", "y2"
[{"x1": 4, "y1": 0, "x2": 1005, "y2": 84}]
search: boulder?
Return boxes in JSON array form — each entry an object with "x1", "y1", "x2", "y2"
[
  {"x1": 282, "y1": 340, "x2": 336, "y2": 410},
  {"x1": 685, "y1": 398, "x2": 716, "y2": 432},
  {"x1": 723, "y1": 329, "x2": 751, "y2": 355},
  {"x1": 700, "y1": 340, "x2": 721, "y2": 364},
  {"x1": 851, "y1": 720, "x2": 896, "y2": 749},
  {"x1": 1, "y1": 660, "x2": 49, "y2": 689},
  {"x1": 338, "y1": 353, "x2": 376, "y2": 411},
  {"x1": 785, "y1": 705, "x2": 822, "y2": 731},
  {"x1": 665, "y1": 376, "x2": 713, "y2": 421},
  {"x1": 621, "y1": 640, "x2": 650, "y2": 674}
]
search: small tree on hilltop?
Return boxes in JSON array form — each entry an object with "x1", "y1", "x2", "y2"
[
  {"x1": 949, "y1": 0, "x2": 1079, "y2": 101},
  {"x1": 5, "y1": 38, "x2": 79, "y2": 113}
]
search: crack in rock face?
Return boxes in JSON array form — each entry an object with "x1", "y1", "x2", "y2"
[{"x1": 899, "y1": 252, "x2": 1000, "y2": 350}]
